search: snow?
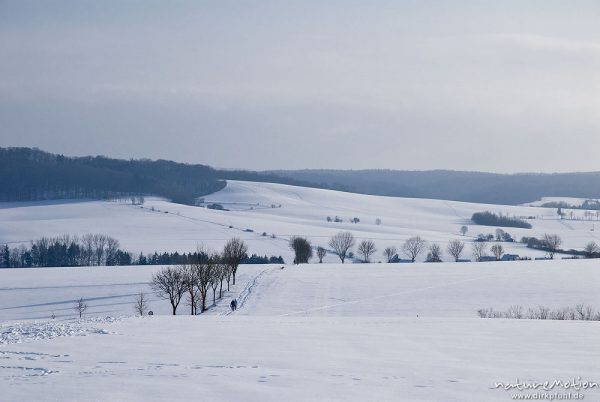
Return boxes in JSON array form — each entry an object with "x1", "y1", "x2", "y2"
[
  {"x1": 1, "y1": 260, "x2": 599, "y2": 400},
  {"x1": 2, "y1": 316, "x2": 599, "y2": 402},
  {"x1": 1, "y1": 316, "x2": 119, "y2": 345},
  {"x1": 1, "y1": 181, "x2": 600, "y2": 400},
  {"x1": 2, "y1": 180, "x2": 600, "y2": 263},
  {"x1": 0, "y1": 264, "x2": 268, "y2": 321}
]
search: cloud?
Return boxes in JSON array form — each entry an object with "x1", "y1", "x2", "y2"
[{"x1": 1, "y1": 1, "x2": 600, "y2": 172}]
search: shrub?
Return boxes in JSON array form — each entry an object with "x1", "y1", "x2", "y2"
[{"x1": 478, "y1": 305, "x2": 600, "y2": 321}]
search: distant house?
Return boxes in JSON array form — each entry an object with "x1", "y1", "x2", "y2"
[{"x1": 501, "y1": 254, "x2": 519, "y2": 261}]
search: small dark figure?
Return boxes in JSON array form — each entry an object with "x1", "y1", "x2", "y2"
[{"x1": 230, "y1": 299, "x2": 238, "y2": 311}]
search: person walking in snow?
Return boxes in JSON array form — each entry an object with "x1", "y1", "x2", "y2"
[{"x1": 230, "y1": 299, "x2": 237, "y2": 311}]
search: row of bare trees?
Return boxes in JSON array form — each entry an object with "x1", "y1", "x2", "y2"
[
  {"x1": 290, "y1": 233, "x2": 378, "y2": 264},
  {"x1": 150, "y1": 239, "x2": 247, "y2": 315},
  {"x1": 289, "y1": 232, "x2": 465, "y2": 264},
  {"x1": 295, "y1": 232, "x2": 449, "y2": 264},
  {"x1": 294, "y1": 231, "x2": 567, "y2": 264}
]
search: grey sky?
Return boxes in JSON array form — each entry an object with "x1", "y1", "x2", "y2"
[{"x1": 1, "y1": 1, "x2": 599, "y2": 172}]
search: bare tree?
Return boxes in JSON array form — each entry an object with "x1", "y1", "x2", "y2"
[
  {"x1": 218, "y1": 257, "x2": 228, "y2": 298},
  {"x1": 447, "y1": 240, "x2": 465, "y2": 262},
  {"x1": 490, "y1": 244, "x2": 504, "y2": 260},
  {"x1": 495, "y1": 229, "x2": 505, "y2": 242},
  {"x1": 425, "y1": 243, "x2": 443, "y2": 262},
  {"x1": 329, "y1": 232, "x2": 355, "y2": 263},
  {"x1": 222, "y1": 238, "x2": 248, "y2": 285},
  {"x1": 81, "y1": 233, "x2": 94, "y2": 266},
  {"x1": 74, "y1": 297, "x2": 88, "y2": 318},
  {"x1": 472, "y1": 241, "x2": 488, "y2": 262},
  {"x1": 105, "y1": 237, "x2": 120, "y2": 266},
  {"x1": 316, "y1": 246, "x2": 326, "y2": 263},
  {"x1": 134, "y1": 292, "x2": 150, "y2": 316},
  {"x1": 195, "y1": 254, "x2": 217, "y2": 313},
  {"x1": 584, "y1": 241, "x2": 600, "y2": 258},
  {"x1": 543, "y1": 234, "x2": 562, "y2": 259},
  {"x1": 289, "y1": 237, "x2": 313, "y2": 264},
  {"x1": 92, "y1": 234, "x2": 107, "y2": 266},
  {"x1": 224, "y1": 263, "x2": 233, "y2": 292},
  {"x1": 402, "y1": 236, "x2": 427, "y2": 262},
  {"x1": 383, "y1": 246, "x2": 397, "y2": 263},
  {"x1": 357, "y1": 240, "x2": 377, "y2": 263},
  {"x1": 460, "y1": 226, "x2": 468, "y2": 236},
  {"x1": 182, "y1": 264, "x2": 199, "y2": 315},
  {"x1": 209, "y1": 260, "x2": 223, "y2": 306},
  {"x1": 151, "y1": 266, "x2": 186, "y2": 315}
]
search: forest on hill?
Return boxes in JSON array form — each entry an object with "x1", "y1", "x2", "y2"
[{"x1": 4, "y1": 147, "x2": 600, "y2": 206}]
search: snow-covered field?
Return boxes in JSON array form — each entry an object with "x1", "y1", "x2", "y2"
[
  {"x1": 2, "y1": 180, "x2": 600, "y2": 262},
  {"x1": 1, "y1": 260, "x2": 599, "y2": 401},
  {"x1": 1, "y1": 182, "x2": 600, "y2": 401}
]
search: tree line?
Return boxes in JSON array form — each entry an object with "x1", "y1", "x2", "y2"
[
  {"x1": 289, "y1": 231, "x2": 458, "y2": 264},
  {"x1": 0, "y1": 147, "x2": 332, "y2": 205},
  {"x1": 0, "y1": 235, "x2": 284, "y2": 268},
  {"x1": 0, "y1": 147, "x2": 226, "y2": 205},
  {"x1": 288, "y1": 230, "x2": 596, "y2": 264}
]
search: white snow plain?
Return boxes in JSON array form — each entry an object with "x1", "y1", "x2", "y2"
[
  {"x1": 1, "y1": 181, "x2": 600, "y2": 401},
  {"x1": 1, "y1": 261, "x2": 599, "y2": 401}
]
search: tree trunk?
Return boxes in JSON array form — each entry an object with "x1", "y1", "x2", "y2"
[
  {"x1": 171, "y1": 304, "x2": 176, "y2": 315},
  {"x1": 212, "y1": 289, "x2": 216, "y2": 306}
]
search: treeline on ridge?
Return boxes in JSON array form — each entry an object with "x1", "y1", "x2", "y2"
[{"x1": 0, "y1": 147, "x2": 317, "y2": 205}]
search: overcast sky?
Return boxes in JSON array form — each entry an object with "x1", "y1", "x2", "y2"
[{"x1": 1, "y1": 1, "x2": 599, "y2": 172}]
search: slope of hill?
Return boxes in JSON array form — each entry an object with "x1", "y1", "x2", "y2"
[{"x1": 2, "y1": 181, "x2": 599, "y2": 262}]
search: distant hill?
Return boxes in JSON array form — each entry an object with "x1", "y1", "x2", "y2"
[
  {"x1": 268, "y1": 169, "x2": 600, "y2": 205},
  {"x1": 3, "y1": 147, "x2": 600, "y2": 206}
]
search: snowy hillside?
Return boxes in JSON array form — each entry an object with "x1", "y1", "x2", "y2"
[
  {"x1": 2, "y1": 181, "x2": 600, "y2": 400},
  {"x1": 2, "y1": 181, "x2": 600, "y2": 263}
]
